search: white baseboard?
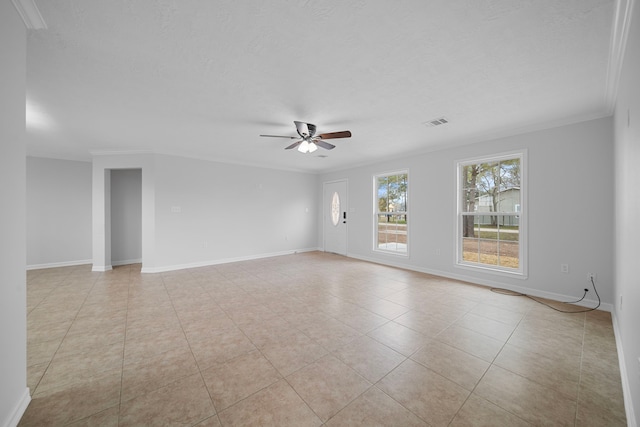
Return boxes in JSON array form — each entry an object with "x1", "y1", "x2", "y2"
[
  {"x1": 3, "y1": 387, "x2": 30, "y2": 427},
  {"x1": 140, "y1": 247, "x2": 320, "y2": 273},
  {"x1": 26, "y1": 259, "x2": 92, "y2": 270},
  {"x1": 346, "y1": 252, "x2": 613, "y2": 312},
  {"x1": 91, "y1": 265, "x2": 112, "y2": 272},
  {"x1": 112, "y1": 258, "x2": 142, "y2": 267},
  {"x1": 612, "y1": 311, "x2": 638, "y2": 427}
]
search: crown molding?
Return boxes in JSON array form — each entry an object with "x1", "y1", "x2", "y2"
[
  {"x1": 11, "y1": 0, "x2": 46, "y2": 30},
  {"x1": 89, "y1": 150, "x2": 155, "y2": 157},
  {"x1": 605, "y1": 0, "x2": 635, "y2": 113}
]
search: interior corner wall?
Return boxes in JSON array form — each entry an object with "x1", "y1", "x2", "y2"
[
  {"x1": 613, "y1": 0, "x2": 640, "y2": 424},
  {"x1": 26, "y1": 157, "x2": 92, "y2": 268},
  {"x1": 320, "y1": 117, "x2": 614, "y2": 309},
  {"x1": 0, "y1": 2, "x2": 29, "y2": 426},
  {"x1": 151, "y1": 154, "x2": 319, "y2": 271},
  {"x1": 110, "y1": 169, "x2": 142, "y2": 265}
]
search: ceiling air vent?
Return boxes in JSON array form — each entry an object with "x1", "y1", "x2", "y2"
[{"x1": 424, "y1": 117, "x2": 449, "y2": 127}]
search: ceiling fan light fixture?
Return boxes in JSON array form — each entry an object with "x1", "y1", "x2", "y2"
[
  {"x1": 298, "y1": 140, "x2": 310, "y2": 153},
  {"x1": 308, "y1": 142, "x2": 318, "y2": 153}
]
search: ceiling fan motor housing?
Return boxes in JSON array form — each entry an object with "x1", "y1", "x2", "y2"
[{"x1": 295, "y1": 121, "x2": 316, "y2": 138}]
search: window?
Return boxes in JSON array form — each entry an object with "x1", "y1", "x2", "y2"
[
  {"x1": 457, "y1": 153, "x2": 525, "y2": 274},
  {"x1": 375, "y1": 171, "x2": 408, "y2": 254}
]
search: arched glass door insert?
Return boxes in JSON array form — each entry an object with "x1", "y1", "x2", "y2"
[{"x1": 331, "y1": 192, "x2": 340, "y2": 226}]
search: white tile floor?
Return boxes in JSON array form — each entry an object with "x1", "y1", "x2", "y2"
[{"x1": 21, "y1": 251, "x2": 626, "y2": 426}]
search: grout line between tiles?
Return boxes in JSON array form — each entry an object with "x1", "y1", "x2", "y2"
[
  {"x1": 444, "y1": 302, "x2": 529, "y2": 425},
  {"x1": 161, "y1": 268, "x2": 223, "y2": 426},
  {"x1": 29, "y1": 267, "x2": 103, "y2": 398},
  {"x1": 116, "y1": 264, "x2": 133, "y2": 426}
]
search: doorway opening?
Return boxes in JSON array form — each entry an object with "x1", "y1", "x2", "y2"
[{"x1": 110, "y1": 169, "x2": 142, "y2": 266}]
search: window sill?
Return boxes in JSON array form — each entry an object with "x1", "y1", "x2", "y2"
[
  {"x1": 455, "y1": 262, "x2": 527, "y2": 279},
  {"x1": 374, "y1": 248, "x2": 409, "y2": 257}
]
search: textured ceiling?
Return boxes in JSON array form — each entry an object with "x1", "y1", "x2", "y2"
[{"x1": 25, "y1": 0, "x2": 615, "y2": 173}]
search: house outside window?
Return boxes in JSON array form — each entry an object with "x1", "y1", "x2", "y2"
[
  {"x1": 457, "y1": 153, "x2": 526, "y2": 275},
  {"x1": 375, "y1": 171, "x2": 408, "y2": 254}
]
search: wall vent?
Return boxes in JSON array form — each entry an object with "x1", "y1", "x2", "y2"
[{"x1": 424, "y1": 117, "x2": 449, "y2": 127}]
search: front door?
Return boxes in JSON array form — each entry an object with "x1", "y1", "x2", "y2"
[{"x1": 323, "y1": 180, "x2": 347, "y2": 255}]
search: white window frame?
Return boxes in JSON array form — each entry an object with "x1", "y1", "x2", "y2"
[
  {"x1": 456, "y1": 151, "x2": 527, "y2": 277},
  {"x1": 373, "y1": 170, "x2": 409, "y2": 256}
]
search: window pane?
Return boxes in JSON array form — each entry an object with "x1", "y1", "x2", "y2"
[
  {"x1": 498, "y1": 223, "x2": 519, "y2": 242},
  {"x1": 377, "y1": 214, "x2": 390, "y2": 246},
  {"x1": 462, "y1": 237, "x2": 479, "y2": 262},
  {"x1": 377, "y1": 177, "x2": 389, "y2": 212},
  {"x1": 461, "y1": 165, "x2": 479, "y2": 213},
  {"x1": 499, "y1": 241, "x2": 519, "y2": 268},
  {"x1": 478, "y1": 224, "x2": 498, "y2": 241},
  {"x1": 479, "y1": 239, "x2": 499, "y2": 265}
]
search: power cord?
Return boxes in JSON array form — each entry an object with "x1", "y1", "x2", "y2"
[{"x1": 490, "y1": 276, "x2": 601, "y2": 313}]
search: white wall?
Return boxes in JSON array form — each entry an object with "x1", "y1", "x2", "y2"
[
  {"x1": 92, "y1": 153, "x2": 319, "y2": 272},
  {"x1": 111, "y1": 169, "x2": 142, "y2": 265},
  {"x1": 0, "y1": 2, "x2": 30, "y2": 426},
  {"x1": 26, "y1": 157, "x2": 92, "y2": 268},
  {"x1": 320, "y1": 117, "x2": 614, "y2": 309},
  {"x1": 152, "y1": 154, "x2": 319, "y2": 270},
  {"x1": 614, "y1": 0, "x2": 640, "y2": 424}
]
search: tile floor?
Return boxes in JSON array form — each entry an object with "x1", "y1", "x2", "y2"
[{"x1": 20, "y1": 252, "x2": 626, "y2": 426}]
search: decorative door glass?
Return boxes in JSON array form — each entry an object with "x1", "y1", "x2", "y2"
[{"x1": 331, "y1": 192, "x2": 340, "y2": 226}]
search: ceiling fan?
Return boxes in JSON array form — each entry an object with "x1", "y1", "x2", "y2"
[{"x1": 260, "y1": 121, "x2": 352, "y2": 153}]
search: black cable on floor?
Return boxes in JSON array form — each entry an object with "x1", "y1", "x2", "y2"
[{"x1": 490, "y1": 277, "x2": 601, "y2": 313}]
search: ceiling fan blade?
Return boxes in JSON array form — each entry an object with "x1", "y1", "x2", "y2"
[
  {"x1": 260, "y1": 134, "x2": 298, "y2": 139},
  {"x1": 284, "y1": 140, "x2": 303, "y2": 150},
  {"x1": 314, "y1": 140, "x2": 335, "y2": 150},
  {"x1": 317, "y1": 130, "x2": 352, "y2": 140}
]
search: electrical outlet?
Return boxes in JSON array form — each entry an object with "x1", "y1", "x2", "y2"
[{"x1": 560, "y1": 264, "x2": 569, "y2": 274}]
